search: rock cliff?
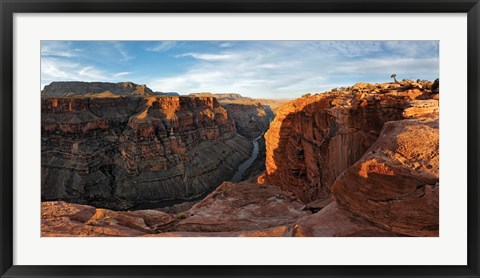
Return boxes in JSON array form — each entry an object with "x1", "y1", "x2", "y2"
[
  {"x1": 42, "y1": 88, "x2": 252, "y2": 209},
  {"x1": 263, "y1": 80, "x2": 439, "y2": 204},
  {"x1": 189, "y1": 92, "x2": 276, "y2": 139}
]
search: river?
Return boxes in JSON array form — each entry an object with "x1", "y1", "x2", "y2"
[
  {"x1": 133, "y1": 135, "x2": 262, "y2": 210},
  {"x1": 230, "y1": 134, "x2": 262, "y2": 183}
]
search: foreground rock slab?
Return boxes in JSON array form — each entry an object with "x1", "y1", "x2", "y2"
[
  {"x1": 292, "y1": 203, "x2": 401, "y2": 237},
  {"x1": 171, "y1": 182, "x2": 310, "y2": 232},
  {"x1": 42, "y1": 201, "x2": 175, "y2": 237}
]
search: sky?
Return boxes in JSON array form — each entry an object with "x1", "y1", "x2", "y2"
[{"x1": 41, "y1": 41, "x2": 439, "y2": 99}]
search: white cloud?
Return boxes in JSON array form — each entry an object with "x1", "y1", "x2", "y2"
[
  {"x1": 333, "y1": 57, "x2": 439, "y2": 75},
  {"x1": 41, "y1": 41, "x2": 80, "y2": 58},
  {"x1": 113, "y1": 42, "x2": 134, "y2": 62},
  {"x1": 218, "y1": 42, "x2": 235, "y2": 48},
  {"x1": 149, "y1": 48, "x2": 330, "y2": 98},
  {"x1": 42, "y1": 58, "x2": 107, "y2": 81},
  {"x1": 41, "y1": 57, "x2": 131, "y2": 89},
  {"x1": 113, "y1": 72, "x2": 130, "y2": 78},
  {"x1": 314, "y1": 41, "x2": 384, "y2": 57},
  {"x1": 145, "y1": 41, "x2": 176, "y2": 52},
  {"x1": 176, "y1": 52, "x2": 238, "y2": 61},
  {"x1": 383, "y1": 41, "x2": 439, "y2": 57}
]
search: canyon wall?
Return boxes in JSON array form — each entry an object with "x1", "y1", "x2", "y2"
[
  {"x1": 189, "y1": 93, "x2": 275, "y2": 139},
  {"x1": 264, "y1": 80, "x2": 439, "y2": 203},
  {"x1": 42, "y1": 87, "x2": 251, "y2": 209}
]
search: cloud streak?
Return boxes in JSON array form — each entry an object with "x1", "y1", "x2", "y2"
[{"x1": 145, "y1": 41, "x2": 177, "y2": 52}]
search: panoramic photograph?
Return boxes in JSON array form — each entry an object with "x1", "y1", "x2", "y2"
[{"x1": 41, "y1": 40, "x2": 439, "y2": 237}]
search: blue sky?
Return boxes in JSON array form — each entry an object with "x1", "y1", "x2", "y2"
[{"x1": 41, "y1": 41, "x2": 439, "y2": 99}]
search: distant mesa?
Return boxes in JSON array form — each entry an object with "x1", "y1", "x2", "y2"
[
  {"x1": 154, "y1": 92, "x2": 180, "y2": 96},
  {"x1": 42, "y1": 81, "x2": 155, "y2": 97},
  {"x1": 189, "y1": 92, "x2": 248, "y2": 102}
]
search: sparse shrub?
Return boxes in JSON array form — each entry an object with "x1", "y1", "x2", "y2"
[
  {"x1": 432, "y1": 78, "x2": 439, "y2": 91},
  {"x1": 302, "y1": 93, "x2": 311, "y2": 98},
  {"x1": 175, "y1": 212, "x2": 187, "y2": 220},
  {"x1": 390, "y1": 74, "x2": 398, "y2": 83}
]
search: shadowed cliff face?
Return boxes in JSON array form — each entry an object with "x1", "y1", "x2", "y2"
[
  {"x1": 264, "y1": 80, "x2": 439, "y2": 204},
  {"x1": 220, "y1": 103, "x2": 274, "y2": 139},
  {"x1": 41, "y1": 95, "x2": 252, "y2": 209},
  {"x1": 189, "y1": 92, "x2": 279, "y2": 139}
]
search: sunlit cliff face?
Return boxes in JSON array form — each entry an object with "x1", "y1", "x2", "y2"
[{"x1": 264, "y1": 80, "x2": 438, "y2": 204}]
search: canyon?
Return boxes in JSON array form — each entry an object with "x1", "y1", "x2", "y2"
[
  {"x1": 42, "y1": 79, "x2": 439, "y2": 237},
  {"x1": 42, "y1": 82, "x2": 252, "y2": 209},
  {"x1": 189, "y1": 92, "x2": 279, "y2": 139}
]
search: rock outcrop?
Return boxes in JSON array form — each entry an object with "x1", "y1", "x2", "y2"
[
  {"x1": 171, "y1": 182, "x2": 309, "y2": 232},
  {"x1": 264, "y1": 80, "x2": 439, "y2": 204},
  {"x1": 41, "y1": 182, "x2": 310, "y2": 237},
  {"x1": 292, "y1": 202, "x2": 402, "y2": 237},
  {"x1": 42, "y1": 85, "x2": 252, "y2": 209},
  {"x1": 331, "y1": 117, "x2": 439, "y2": 236},
  {"x1": 190, "y1": 92, "x2": 275, "y2": 139},
  {"x1": 220, "y1": 101, "x2": 274, "y2": 139},
  {"x1": 41, "y1": 201, "x2": 175, "y2": 236}
]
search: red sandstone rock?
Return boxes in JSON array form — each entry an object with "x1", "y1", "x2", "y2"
[
  {"x1": 292, "y1": 203, "x2": 401, "y2": 237},
  {"x1": 41, "y1": 92, "x2": 252, "y2": 209},
  {"x1": 264, "y1": 80, "x2": 439, "y2": 204},
  {"x1": 147, "y1": 225, "x2": 292, "y2": 237},
  {"x1": 42, "y1": 201, "x2": 175, "y2": 237},
  {"x1": 189, "y1": 92, "x2": 277, "y2": 139},
  {"x1": 171, "y1": 182, "x2": 309, "y2": 232},
  {"x1": 331, "y1": 117, "x2": 439, "y2": 236}
]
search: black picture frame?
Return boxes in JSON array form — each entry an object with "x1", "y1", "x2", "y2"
[{"x1": 1, "y1": 0, "x2": 479, "y2": 277}]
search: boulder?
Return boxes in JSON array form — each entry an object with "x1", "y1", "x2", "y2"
[{"x1": 331, "y1": 117, "x2": 439, "y2": 236}]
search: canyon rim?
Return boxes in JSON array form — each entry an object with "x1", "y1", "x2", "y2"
[{"x1": 40, "y1": 41, "x2": 439, "y2": 237}]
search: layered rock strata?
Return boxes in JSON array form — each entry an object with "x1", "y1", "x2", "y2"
[
  {"x1": 264, "y1": 80, "x2": 439, "y2": 204},
  {"x1": 190, "y1": 92, "x2": 275, "y2": 139},
  {"x1": 42, "y1": 92, "x2": 251, "y2": 209}
]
